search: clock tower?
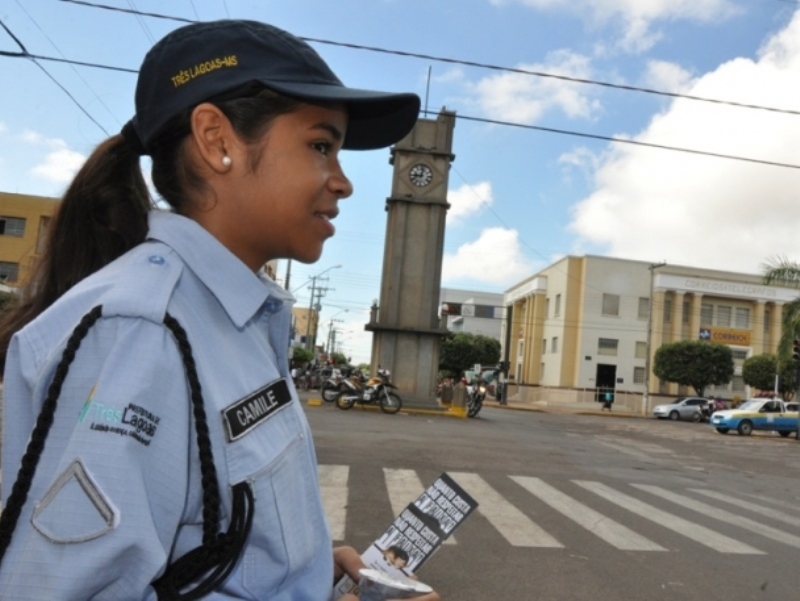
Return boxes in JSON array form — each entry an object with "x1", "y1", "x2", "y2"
[{"x1": 366, "y1": 108, "x2": 456, "y2": 408}]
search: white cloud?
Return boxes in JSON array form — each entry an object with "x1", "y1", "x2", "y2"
[
  {"x1": 641, "y1": 60, "x2": 696, "y2": 94},
  {"x1": 491, "y1": 0, "x2": 740, "y2": 53},
  {"x1": 466, "y1": 50, "x2": 602, "y2": 124},
  {"x1": 22, "y1": 131, "x2": 86, "y2": 184},
  {"x1": 447, "y1": 181, "x2": 493, "y2": 224},
  {"x1": 443, "y1": 227, "x2": 535, "y2": 285},
  {"x1": 568, "y1": 10, "x2": 800, "y2": 275}
]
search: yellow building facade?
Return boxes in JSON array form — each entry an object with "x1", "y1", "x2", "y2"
[
  {"x1": 0, "y1": 192, "x2": 59, "y2": 286},
  {"x1": 502, "y1": 256, "x2": 799, "y2": 410}
]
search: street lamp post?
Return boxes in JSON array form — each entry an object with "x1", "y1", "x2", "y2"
[{"x1": 643, "y1": 261, "x2": 667, "y2": 415}]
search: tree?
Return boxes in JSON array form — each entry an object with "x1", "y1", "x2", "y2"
[
  {"x1": 742, "y1": 353, "x2": 796, "y2": 400},
  {"x1": 439, "y1": 332, "x2": 501, "y2": 378},
  {"x1": 330, "y1": 351, "x2": 347, "y2": 366},
  {"x1": 763, "y1": 256, "x2": 800, "y2": 368},
  {"x1": 291, "y1": 345, "x2": 314, "y2": 367},
  {"x1": 653, "y1": 340, "x2": 733, "y2": 396}
]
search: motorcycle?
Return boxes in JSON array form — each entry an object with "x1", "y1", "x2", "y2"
[
  {"x1": 321, "y1": 375, "x2": 344, "y2": 402},
  {"x1": 335, "y1": 369, "x2": 402, "y2": 414},
  {"x1": 466, "y1": 379, "x2": 486, "y2": 418}
]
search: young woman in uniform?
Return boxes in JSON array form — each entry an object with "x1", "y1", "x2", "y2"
[{"x1": 0, "y1": 18, "x2": 439, "y2": 600}]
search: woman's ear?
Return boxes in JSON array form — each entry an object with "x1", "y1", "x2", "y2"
[{"x1": 190, "y1": 103, "x2": 236, "y2": 174}]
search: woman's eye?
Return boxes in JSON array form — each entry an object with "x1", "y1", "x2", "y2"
[{"x1": 312, "y1": 141, "x2": 331, "y2": 155}]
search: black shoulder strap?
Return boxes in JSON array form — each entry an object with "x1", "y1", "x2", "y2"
[{"x1": 0, "y1": 306, "x2": 254, "y2": 600}]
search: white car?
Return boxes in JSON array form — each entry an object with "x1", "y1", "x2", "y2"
[{"x1": 653, "y1": 396, "x2": 708, "y2": 422}]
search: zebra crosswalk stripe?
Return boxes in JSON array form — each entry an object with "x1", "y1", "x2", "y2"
[
  {"x1": 575, "y1": 480, "x2": 763, "y2": 554},
  {"x1": 449, "y1": 472, "x2": 563, "y2": 548},
  {"x1": 689, "y1": 488, "x2": 800, "y2": 528},
  {"x1": 383, "y1": 469, "x2": 457, "y2": 545},
  {"x1": 511, "y1": 476, "x2": 666, "y2": 551},
  {"x1": 318, "y1": 465, "x2": 349, "y2": 541},
  {"x1": 634, "y1": 484, "x2": 800, "y2": 549}
]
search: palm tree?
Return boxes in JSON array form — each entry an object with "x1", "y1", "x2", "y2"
[{"x1": 762, "y1": 256, "x2": 800, "y2": 365}]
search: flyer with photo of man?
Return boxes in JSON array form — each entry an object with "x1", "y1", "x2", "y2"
[{"x1": 332, "y1": 472, "x2": 478, "y2": 597}]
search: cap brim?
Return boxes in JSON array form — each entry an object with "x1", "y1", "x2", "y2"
[{"x1": 260, "y1": 82, "x2": 420, "y2": 150}]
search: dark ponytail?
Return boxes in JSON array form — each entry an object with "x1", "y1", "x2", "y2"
[
  {"x1": 0, "y1": 135, "x2": 151, "y2": 371},
  {"x1": 0, "y1": 86, "x2": 302, "y2": 373}
]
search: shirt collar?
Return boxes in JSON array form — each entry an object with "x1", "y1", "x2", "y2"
[{"x1": 147, "y1": 210, "x2": 295, "y2": 327}]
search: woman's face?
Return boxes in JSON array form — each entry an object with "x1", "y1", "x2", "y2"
[{"x1": 217, "y1": 102, "x2": 353, "y2": 269}]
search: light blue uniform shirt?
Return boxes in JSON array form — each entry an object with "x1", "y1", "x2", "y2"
[{"x1": 0, "y1": 211, "x2": 333, "y2": 599}]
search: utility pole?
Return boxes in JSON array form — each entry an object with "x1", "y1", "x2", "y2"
[
  {"x1": 305, "y1": 276, "x2": 317, "y2": 350},
  {"x1": 284, "y1": 259, "x2": 292, "y2": 291},
  {"x1": 643, "y1": 262, "x2": 667, "y2": 415}
]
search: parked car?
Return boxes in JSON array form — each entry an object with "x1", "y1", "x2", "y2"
[
  {"x1": 710, "y1": 398, "x2": 799, "y2": 436},
  {"x1": 653, "y1": 396, "x2": 709, "y2": 422}
]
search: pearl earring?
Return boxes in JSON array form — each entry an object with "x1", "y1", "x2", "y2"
[{"x1": 222, "y1": 156, "x2": 232, "y2": 167}]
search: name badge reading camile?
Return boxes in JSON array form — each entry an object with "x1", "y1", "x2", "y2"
[{"x1": 222, "y1": 378, "x2": 292, "y2": 441}]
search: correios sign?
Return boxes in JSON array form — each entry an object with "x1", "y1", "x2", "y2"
[{"x1": 699, "y1": 327, "x2": 750, "y2": 346}]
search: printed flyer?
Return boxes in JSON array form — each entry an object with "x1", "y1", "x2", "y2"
[{"x1": 332, "y1": 472, "x2": 478, "y2": 598}]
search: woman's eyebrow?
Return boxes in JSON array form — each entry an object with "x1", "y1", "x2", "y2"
[{"x1": 312, "y1": 122, "x2": 344, "y2": 142}]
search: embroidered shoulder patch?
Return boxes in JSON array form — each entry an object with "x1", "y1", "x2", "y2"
[{"x1": 222, "y1": 378, "x2": 292, "y2": 441}]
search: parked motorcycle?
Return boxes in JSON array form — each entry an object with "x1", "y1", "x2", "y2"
[
  {"x1": 321, "y1": 375, "x2": 344, "y2": 402},
  {"x1": 466, "y1": 379, "x2": 487, "y2": 418},
  {"x1": 335, "y1": 369, "x2": 402, "y2": 414}
]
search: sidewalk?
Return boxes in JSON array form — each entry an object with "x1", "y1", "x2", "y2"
[{"x1": 484, "y1": 397, "x2": 644, "y2": 418}]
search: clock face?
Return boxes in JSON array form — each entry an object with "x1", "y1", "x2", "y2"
[{"x1": 409, "y1": 163, "x2": 433, "y2": 187}]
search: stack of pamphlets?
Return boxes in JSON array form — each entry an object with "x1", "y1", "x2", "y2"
[{"x1": 332, "y1": 472, "x2": 478, "y2": 598}]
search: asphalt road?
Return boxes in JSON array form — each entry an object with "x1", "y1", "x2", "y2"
[{"x1": 304, "y1": 396, "x2": 800, "y2": 601}]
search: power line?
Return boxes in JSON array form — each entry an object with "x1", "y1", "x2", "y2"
[
  {"x1": 1, "y1": 43, "x2": 796, "y2": 171},
  {"x1": 0, "y1": 18, "x2": 108, "y2": 135},
  {"x1": 13, "y1": 0, "x2": 120, "y2": 127},
  {"x1": 57, "y1": 0, "x2": 800, "y2": 117},
  {"x1": 438, "y1": 111, "x2": 800, "y2": 170}
]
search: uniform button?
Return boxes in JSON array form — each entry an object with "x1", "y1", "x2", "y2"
[{"x1": 149, "y1": 255, "x2": 166, "y2": 265}]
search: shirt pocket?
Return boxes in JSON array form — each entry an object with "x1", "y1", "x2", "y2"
[{"x1": 223, "y1": 402, "x2": 327, "y2": 594}]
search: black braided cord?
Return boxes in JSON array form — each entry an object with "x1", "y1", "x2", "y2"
[
  {"x1": 0, "y1": 307, "x2": 255, "y2": 600},
  {"x1": 152, "y1": 313, "x2": 254, "y2": 600},
  {"x1": 0, "y1": 305, "x2": 103, "y2": 561}
]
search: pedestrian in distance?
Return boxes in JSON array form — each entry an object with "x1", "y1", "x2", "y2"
[{"x1": 0, "y1": 18, "x2": 440, "y2": 601}]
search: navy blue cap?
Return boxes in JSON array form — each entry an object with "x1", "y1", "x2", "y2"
[{"x1": 128, "y1": 19, "x2": 420, "y2": 152}]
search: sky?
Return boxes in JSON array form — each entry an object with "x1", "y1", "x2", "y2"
[{"x1": 3, "y1": 0, "x2": 800, "y2": 365}]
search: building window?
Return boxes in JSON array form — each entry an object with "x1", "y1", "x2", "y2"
[
  {"x1": 0, "y1": 261, "x2": 19, "y2": 283},
  {"x1": 663, "y1": 298, "x2": 672, "y2": 324},
  {"x1": 635, "y1": 341, "x2": 647, "y2": 359},
  {"x1": 541, "y1": 338, "x2": 547, "y2": 355},
  {"x1": 638, "y1": 297, "x2": 649, "y2": 320},
  {"x1": 764, "y1": 307, "x2": 771, "y2": 333},
  {"x1": 716, "y1": 305, "x2": 731, "y2": 328},
  {"x1": 731, "y1": 349, "x2": 748, "y2": 361},
  {"x1": 0, "y1": 216, "x2": 25, "y2": 237},
  {"x1": 546, "y1": 297, "x2": 550, "y2": 318},
  {"x1": 701, "y1": 303, "x2": 713, "y2": 327},
  {"x1": 735, "y1": 307, "x2": 750, "y2": 329},
  {"x1": 551, "y1": 337, "x2": 558, "y2": 353},
  {"x1": 555, "y1": 294, "x2": 561, "y2": 316},
  {"x1": 732, "y1": 375, "x2": 745, "y2": 391},
  {"x1": 598, "y1": 338, "x2": 618, "y2": 356},
  {"x1": 602, "y1": 294, "x2": 620, "y2": 317},
  {"x1": 682, "y1": 299, "x2": 690, "y2": 324},
  {"x1": 633, "y1": 367, "x2": 646, "y2": 384}
]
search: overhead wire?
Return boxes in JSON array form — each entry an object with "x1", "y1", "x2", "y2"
[
  {"x1": 57, "y1": 0, "x2": 800, "y2": 117},
  {"x1": 0, "y1": 18, "x2": 108, "y2": 135},
  {"x1": 12, "y1": 0, "x2": 121, "y2": 126}
]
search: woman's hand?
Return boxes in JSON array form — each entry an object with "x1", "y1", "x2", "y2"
[{"x1": 332, "y1": 545, "x2": 441, "y2": 601}]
